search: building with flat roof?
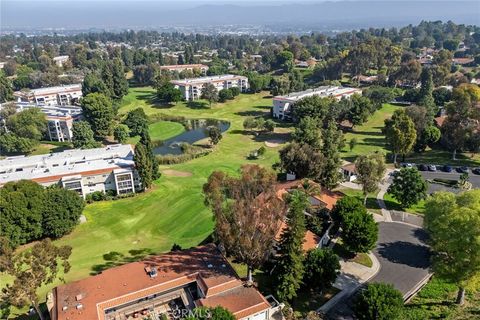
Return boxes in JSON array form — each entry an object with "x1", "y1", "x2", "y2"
[
  {"x1": 1, "y1": 102, "x2": 83, "y2": 142},
  {"x1": 272, "y1": 86, "x2": 362, "y2": 120},
  {"x1": 14, "y1": 84, "x2": 82, "y2": 106},
  {"x1": 160, "y1": 64, "x2": 209, "y2": 74},
  {"x1": 171, "y1": 74, "x2": 249, "y2": 101},
  {"x1": 0, "y1": 144, "x2": 139, "y2": 197},
  {"x1": 47, "y1": 244, "x2": 281, "y2": 320}
]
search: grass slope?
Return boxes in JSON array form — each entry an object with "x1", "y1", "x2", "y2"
[{"x1": 4, "y1": 88, "x2": 284, "y2": 318}]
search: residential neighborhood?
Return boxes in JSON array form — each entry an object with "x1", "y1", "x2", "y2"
[{"x1": 0, "y1": 2, "x2": 480, "y2": 320}]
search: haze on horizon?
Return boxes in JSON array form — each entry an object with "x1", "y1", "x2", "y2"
[{"x1": 1, "y1": 0, "x2": 479, "y2": 32}]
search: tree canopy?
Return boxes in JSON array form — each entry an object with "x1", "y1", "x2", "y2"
[
  {"x1": 353, "y1": 283, "x2": 404, "y2": 320},
  {"x1": 388, "y1": 168, "x2": 428, "y2": 209}
]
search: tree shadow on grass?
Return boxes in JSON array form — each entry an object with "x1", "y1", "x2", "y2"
[
  {"x1": 90, "y1": 248, "x2": 154, "y2": 275},
  {"x1": 235, "y1": 110, "x2": 268, "y2": 117},
  {"x1": 377, "y1": 241, "x2": 430, "y2": 269},
  {"x1": 187, "y1": 101, "x2": 209, "y2": 109}
]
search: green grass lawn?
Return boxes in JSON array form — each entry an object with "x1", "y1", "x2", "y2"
[
  {"x1": 383, "y1": 192, "x2": 426, "y2": 215},
  {"x1": 126, "y1": 120, "x2": 185, "y2": 145},
  {"x1": 341, "y1": 103, "x2": 480, "y2": 167},
  {"x1": 332, "y1": 239, "x2": 373, "y2": 268},
  {"x1": 336, "y1": 186, "x2": 382, "y2": 215},
  {"x1": 3, "y1": 88, "x2": 286, "y2": 318},
  {"x1": 342, "y1": 103, "x2": 401, "y2": 162},
  {"x1": 403, "y1": 277, "x2": 480, "y2": 319}
]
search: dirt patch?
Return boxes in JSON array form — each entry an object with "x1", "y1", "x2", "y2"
[
  {"x1": 163, "y1": 169, "x2": 193, "y2": 177},
  {"x1": 265, "y1": 139, "x2": 286, "y2": 148}
]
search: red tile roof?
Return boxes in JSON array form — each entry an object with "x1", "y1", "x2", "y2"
[{"x1": 51, "y1": 244, "x2": 270, "y2": 320}]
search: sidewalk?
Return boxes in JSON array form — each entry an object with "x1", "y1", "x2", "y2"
[{"x1": 318, "y1": 253, "x2": 380, "y2": 313}]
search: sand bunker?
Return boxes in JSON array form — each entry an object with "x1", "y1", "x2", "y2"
[{"x1": 163, "y1": 169, "x2": 193, "y2": 177}]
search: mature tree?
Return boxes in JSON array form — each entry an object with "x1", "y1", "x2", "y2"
[
  {"x1": 292, "y1": 96, "x2": 333, "y2": 123},
  {"x1": 157, "y1": 82, "x2": 183, "y2": 104},
  {"x1": 292, "y1": 116, "x2": 322, "y2": 148},
  {"x1": 108, "y1": 58, "x2": 129, "y2": 100},
  {"x1": 279, "y1": 142, "x2": 325, "y2": 180},
  {"x1": 6, "y1": 108, "x2": 47, "y2": 141},
  {"x1": 0, "y1": 72, "x2": 14, "y2": 103},
  {"x1": 355, "y1": 153, "x2": 386, "y2": 204},
  {"x1": 263, "y1": 119, "x2": 276, "y2": 133},
  {"x1": 218, "y1": 88, "x2": 233, "y2": 102},
  {"x1": 388, "y1": 168, "x2": 428, "y2": 208},
  {"x1": 353, "y1": 283, "x2": 404, "y2": 320},
  {"x1": 134, "y1": 142, "x2": 153, "y2": 190},
  {"x1": 139, "y1": 130, "x2": 160, "y2": 180},
  {"x1": 0, "y1": 133, "x2": 36, "y2": 154},
  {"x1": 0, "y1": 239, "x2": 71, "y2": 320},
  {"x1": 114, "y1": 124, "x2": 131, "y2": 144},
  {"x1": 405, "y1": 105, "x2": 436, "y2": 152},
  {"x1": 342, "y1": 207, "x2": 378, "y2": 254},
  {"x1": 124, "y1": 107, "x2": 149, "y2": 137},
  {"x1": 417, "y1": 68, "x2": 436, "y2": 121},
  {"x1": 248, "y1": 72, "x2": 269, "y2": 93},
  {"x1": 72, "y1": 121, "x2": 99, "y2": 149},
  {"x1": 347, "y1": 94, "x2": 375, "y2": 128},
  {"x1": 82, "y1": 72, "x2": 111, "y2": 98},
  {"x1": 424, "y1": 190, "x2": 480, "y2": 305},
  {"x1": 270, "y1": 76, "x2": 290, "y2": 96},
  {"x1": 203, "y1": 165, "x2": 286, "y2": 283},
  {"x1": 276, "y1": 191, "x2": 308, "y2": 301},
  {"x1": 330, "y1": 196, "x2": 364, "y2": 226},
  {"x1": 384, "y1": 109, "x2": 417, "y2": 163},
  {"x1": 185, "y1": 306, "x2": 235, "y2": 320},
  {"x1": 243, "y1": 117, "x2": 259, "y2": 131},
  {"x1": 318, "y1": 121, "x2": 344, "y2": 189},
  {"x1": 0, "y1": 180, "x2": 44, "y2": 247},
  {"x1": 42, "y1": 187, "x2": 85, "y2": 238},
  {"x1": 303, "y1": 248, "x2": 340, "y2": 291},
  {"x1": 432, "y1": 87, "x2": 452, "y2": 106},
  {"x1": 201, "y1": 83, "x2": 219, "y2": 107},
  {"x1": 206, "y1": 126, "x2": 222, "y2": 146},
  {"x1": 363, "y1": 86, "x2": 398, "y2": 108},
  {"x1": 81, "y1": 93, "x2": 114, "y2": 139},
  {"x1": 277, "y1": 50, "x2": 294, "y2": 72}
]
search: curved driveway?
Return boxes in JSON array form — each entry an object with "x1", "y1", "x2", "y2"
[{"x1": 370, "y1": 222, "x2": 431, "y2": 297}]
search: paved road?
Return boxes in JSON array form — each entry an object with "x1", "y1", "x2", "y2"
[{"x1": 370, "y1": 222, "x2": 430, "y2": 295}]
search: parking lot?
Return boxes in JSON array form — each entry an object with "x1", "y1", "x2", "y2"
[{"x1": 398, "y1": 163, "x2": 480, "y2": 190}]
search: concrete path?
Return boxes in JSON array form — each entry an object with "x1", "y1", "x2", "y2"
[
  {"x1": 318, "y1": 253, "x2": 380, "y2": 313},
  {"x1": 339, "y1": 181, "x2": 362, "y2": 190}
]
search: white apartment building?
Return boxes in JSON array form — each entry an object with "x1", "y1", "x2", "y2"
[
  {"x1": 0, "y1": 144, "x2": 140, "y2": 197},
  {"x1": 160, "y1": 64, "x2": 209, "y2": 74},
  {"x1": 272, "y1": 86, "x2": 362, "y2": 120},
  {"x1": 0, "y1": 103, "x2": 83, "y2": 142},
  {"x1": 14, "y1": 84, "x2": 82, "y2": 106},
  {"x1": 171, "y1": 74, "x2": 249, "y2": 101}
]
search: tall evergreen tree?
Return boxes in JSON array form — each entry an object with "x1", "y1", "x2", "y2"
[
  {"x1": 318, "y1": 121, "x2": 344, "y2": 189},
  {"x1": 418, "y1": 68, "x2": 436, "y2": 121},
  {"x1": 134, "y1": 142, "x2": 153, "y2": 190},
  {"x1": 0, "y1": 72, "x2": 14, "y2": 103},
  {"x1": 81, "y1": 93, "x2": 114, "y2": 139},
  {"x1": 110, "y1": 58, "x2": 129, "y2": 100},
  {"x1": 276, "y1": 190, "x2": 308, "y2": 301},
  {"x1": 139, "y1": 129, "x2": 160, "y2": 180}
]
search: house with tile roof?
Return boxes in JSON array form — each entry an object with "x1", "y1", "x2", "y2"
[{"x1": 47, "y1": 244, "x2": 282, "y2": 320}]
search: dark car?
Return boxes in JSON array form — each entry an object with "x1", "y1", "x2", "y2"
[
  {"x1": 418, "y1": 164, "x2": 427, "y2": 171},
  {"x1": 472, "y1": 168, "x2": 480, "y2": 175},
  {"x1": 443, "y1": 165, "x2": 453, "y2": 173},
  {"x1": 457, "y1": 166, "x2": 469, "y2": 173}
]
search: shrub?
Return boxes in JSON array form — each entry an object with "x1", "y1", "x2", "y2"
[{"x1": 353, "y1": 283, "x2": 404, "y2": 320}]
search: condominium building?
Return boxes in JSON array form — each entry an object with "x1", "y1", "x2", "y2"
[
  {"x1": 171, "y1": 74, "x2": 249, "y2": 101},
  {"x1": 0, "y1": 144, "x2": 139, "y2": 197},
  {"x1": 160, "y1": 64, "x2": 209, "y2": 74},
  {"x1": 1, "y1": 103, "x2": 83, "y2": 142},
  {"x1": 14, "y1": 84, "x2": 82, "y2": 106},
  {"x1": 47, "y1": 244, "x2": 282, "y2": 320},
  {"x1": 272, "y1": 86, "x2": 362, "y2": 120}
]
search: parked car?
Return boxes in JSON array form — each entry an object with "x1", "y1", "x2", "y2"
[
  {"x1": 403, "y1": 163, "x2": 413, "y2": 168},
  {"x1": 427, "y1": 164, "x2": 437, "y2": 171},
  {"x1": 457, "y1": 166, "x2": 469, "y2": 173},
  {"x1": 472, "y1": 168, "x2": 480, "y2": 175},
  {"x1": 443, "y1": 165, "x2": 453, "y2": 172},
  {"x1": 418, "y1": 164, "x2": 427, "y2": 171}
]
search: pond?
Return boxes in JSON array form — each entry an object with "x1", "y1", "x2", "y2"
[{"x1": 153, "y1": 119, "x2": 230, "y2": 155}]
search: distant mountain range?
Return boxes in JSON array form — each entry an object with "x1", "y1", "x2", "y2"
[{"x1": 2, "y1": 1, "x2": 479, "y2": 32}]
